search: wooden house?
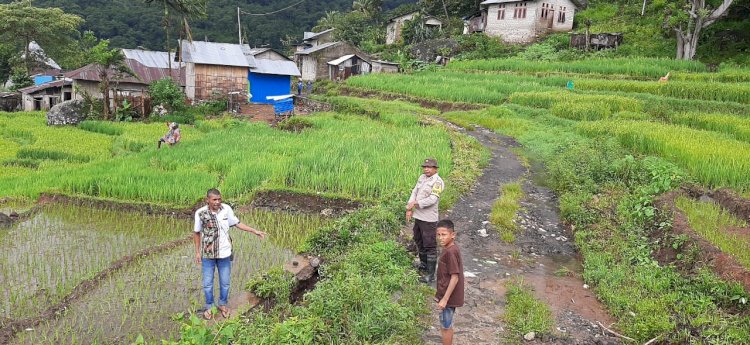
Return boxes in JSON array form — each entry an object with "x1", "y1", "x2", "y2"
[
  {"x1": 470, "y1": 0, "x2": 581, "y2": 43},
  {"x1": 386, "y1": 12, "x2": 444, "y2": 45},
  {"x1": 371, "y1": 60, "x2": 400, "y2": 73},
  {"x1": 327, "y1": 54, "x2": 372, "y2": 81},
  {"x1": 179, "y1": 40, "x2": 249, "y2": 102},
  {"x1": 295, "y1": 41, "x2": 371, "y2": 81}
]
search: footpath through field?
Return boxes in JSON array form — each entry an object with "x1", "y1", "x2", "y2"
[{"x1": 421, "y1": 124, "x2": 621, "y2": 344}]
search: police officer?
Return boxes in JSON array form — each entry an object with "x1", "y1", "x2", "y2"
[{"x1": 406, "y1": 157, "x2": 444, "y2": 283}]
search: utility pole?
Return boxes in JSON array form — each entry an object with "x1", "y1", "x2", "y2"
[
  {"x1": 641, "y1": 0, "x2": 647, "y2": 16},
  {"x1": 237, "y1": 7, "x2": 242, "y2": 44}
]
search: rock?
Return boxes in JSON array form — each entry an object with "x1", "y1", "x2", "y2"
[
  {"x1": 309, "y1": 257, "x2": 321, "y2": 268},
  {"x1": 583, "y1": 284, "x2": 589, "y2": 289},
  {"x1": 524, "y1": 331, "x2": 535, "y2": 341},
  {"x1": 477, "y1": 228, "x2": 488, "y2": 237},
  {"x1": 698, "y1": 195, "x2": 714, "y2": 203},
  {"x1": 463, "y1": 271, "x2": 477, "y2": 278},
  {"x1": 320, "y1": 208, "x2": 334, "y2": 217},
  {"x1": 0, "y1": 212, "x2": 11, "y2": 228},
  {"x1": 46, "y1": 99, "x2": 87, "y2": 126}
]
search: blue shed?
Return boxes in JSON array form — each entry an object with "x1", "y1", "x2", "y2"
[{"x1": 243, "y1": 47, "x2": 301, "y2": 104}]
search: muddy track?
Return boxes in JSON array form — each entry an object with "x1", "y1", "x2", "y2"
[
  {"x1": 421, "y1": 125, "x2": 621, "y2": 344},
  {"x1": 0, "y1": 235, "x2": 192, "y2": 344}
]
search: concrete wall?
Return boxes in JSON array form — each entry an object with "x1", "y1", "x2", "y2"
[
  {"x1": 301, "y1": 56, "x2": 317, "y2": 81},
  {"x1": 484, "y1": 0, "x2": 576, "y2": 43},
  {"x1": 386, "y1": 13, "x2": 417, "y2": 45}
]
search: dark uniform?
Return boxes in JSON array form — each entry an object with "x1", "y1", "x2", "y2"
[{"x1": 408, "y1": 158, "x2": 444, "y2": 282}]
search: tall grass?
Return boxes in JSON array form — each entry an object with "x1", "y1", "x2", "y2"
[
  {"x1": 448, "y1": 57, "x2": 707, "y2": 78},
  {"x1": 490, "y1": 182, "x2": 524, "y2": 243},
  {"x1": 676, "y1": 196, "x2": 750, "y2": 269},
  {"x1": 578, "y1": 120, "x2": 750, "y2": 191},
  {"x1": 574, "y1": 79, "x2": 750, "y2": 104},
  {"x1": 667, "y1": 112, "x2": 750, "y2": 143},
  {"x1": 503, "y1": 277, "x2": 554, "y2": 337}
]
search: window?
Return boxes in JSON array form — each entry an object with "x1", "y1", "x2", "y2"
[
  {"x1": 497, "y1": 4, "x2": 505, "y2": 20},
  {"x1": 540, "y1": 3, "x2": 549, "y2": 19},
  {"x1": 558, "y1": 6, "x2": 566, "y2": 23},
  {"x1": 513, "y1": 2, "x2": 527, "y2": 19}
]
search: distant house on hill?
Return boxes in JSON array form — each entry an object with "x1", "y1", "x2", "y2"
[
  {"x1": 466, "y1": 0, "x2": 582, "y2": 43},
  {"x1": 179, "y1": 40, "x2": 300, "y2": 103},
  {"x1": 295, "y1": 40, "x2": 372, "y2": 81},
  {"x1": 386, "y1": 12, "x2": 444, "y2": 45},
  {"x1": 18, "y1": 49, "x2": 181, "y2": 112},
  {"x1": 297, "y1": 29, "x2": 335, "y2": 51}
]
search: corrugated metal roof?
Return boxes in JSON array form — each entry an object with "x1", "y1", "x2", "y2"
[
  {"x1": 251, "y1": 59, "x2": 300, "y2": 76},
  {"x1": 181, "y1": 40, "x2": 249, "y2": 67},
  {"x1": 303, "y1": 29, "x2": 334, "y2": 41},
  {"x1": 122, "y1": 49, "x2": 175, "y2": 68},
  {"x1": 295, "y1": 42, "x2": 340, "y2": 55},
  {"x1": 327, "y1": 54, "x2": 356, "y2": 66},
  {"x1": 481, "y1": 0, "x2": 530, "y2": 4},
  {"x1": 64, "y1": 59, "x2": 185, "y2": 86},
  {"x1": 372, "y1": 60, "x2": 400, "y2": 66},
  {"x1": 245, "y1": 47, "x2": 272, "y2": 55},
  {"x1": 18, "y1": 79, "x2": 71, "y2": 94}
]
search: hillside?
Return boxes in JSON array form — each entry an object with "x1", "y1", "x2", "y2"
[{"x1": 0, "y1": 0, "x2": 415, "y2": 50}]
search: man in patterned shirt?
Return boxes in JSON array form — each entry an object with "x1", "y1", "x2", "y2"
[{"x1": 194, "y1": 188, "x2": 267, "y2": 319}]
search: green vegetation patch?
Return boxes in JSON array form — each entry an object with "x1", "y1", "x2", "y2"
[
  {"x1": 676, "y1": 196, "x2": 750, "y2": 269},
  {"x1": 503, "y1": 278, "x2": 554, "y2": 337},
  {"x1": 490, "y1": 182, "x2": 524, "y2": 243}
]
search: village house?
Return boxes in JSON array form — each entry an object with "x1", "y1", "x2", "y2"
[
  {"x1": 179, "y1": 40, "x2": 300, "y2": 103},
  {"x1": 371, "y1": 60, "x2": 400, "y2": 74},
  {"x1": 294, "y1": 29, "x2": 375, "y2": 81},
  {"x1": 18, "y1": 49, "x2": 180, "y2": 112},
  {"x1": 386, "y1": 12, "x2": 444, "y2": 45},
  {"x1": 466, "y1": 0, "x2": 581, "y2": 43}
]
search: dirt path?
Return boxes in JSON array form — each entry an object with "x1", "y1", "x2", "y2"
[{"x1": 421, "y1": 126, "x2": 622, "y2": 344}]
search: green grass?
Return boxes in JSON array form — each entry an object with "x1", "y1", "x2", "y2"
[
  {"x1": 503, "y1": 277, "x2": 554, "y2": 337},
  {"x1": 676, "y1": 196, "x2": 750, "y2": 269},
  {"x1": 490, "y1": 182, "x2": 524, "y2": 243}
]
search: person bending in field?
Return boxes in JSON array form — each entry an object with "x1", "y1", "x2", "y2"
[
  {"x1": 194, "y1": 188, "x2": 267, "y2": 320},
  {"x1": 157, "y1": 122, "x2": 180, "y2": 149},
  {"x1": 435, "y1": 219, "x2": 464, "y2": 345}
]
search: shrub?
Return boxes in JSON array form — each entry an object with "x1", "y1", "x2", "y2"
[{"x1": 149, "y1": 78, "x2": 186, "y2": 112}]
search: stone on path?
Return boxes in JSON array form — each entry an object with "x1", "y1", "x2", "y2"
[{"x1": 524, "y1": 331, "x2": 535, "y2": 341}]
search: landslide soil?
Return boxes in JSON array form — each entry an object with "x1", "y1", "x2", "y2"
[{"x1": 420, "y1": 126, "x2": 621, "y2": 344}]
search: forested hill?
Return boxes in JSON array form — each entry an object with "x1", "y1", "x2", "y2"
[{"x1": 0, "y1": 0, "x2": 415, "y2": 50}]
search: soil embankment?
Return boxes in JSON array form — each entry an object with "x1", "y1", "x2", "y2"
[{"x1": 420, "y1": 126, "x2": 621, "y2": 344}]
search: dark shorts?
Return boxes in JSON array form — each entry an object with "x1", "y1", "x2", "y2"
[{"x1": 439, "y1": 307, "x2": 456, "y2": 329}]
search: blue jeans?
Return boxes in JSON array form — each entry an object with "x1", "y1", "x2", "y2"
[
  {"x1": 202, "y1": 257, "x2": 232, "y2": 309},
  {"x1": 439, "y1": 307, "x2": 456, "y2": 329}
]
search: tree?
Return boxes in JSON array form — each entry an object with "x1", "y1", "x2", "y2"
[
  {"x1": 143, "y1": 0, "x2": 207, "y2": 73},
  {"x1": 0, "y1": 0, "x2": 83, "y2": 73},
  {"x1": 665, "y1": 0, "x2": 736, "y2": 59},
  {"x1": 352, "y1": 0, "x2": 383, "y2": 18},
  {"x1": 88, "y1": 40, "x2": 136, "y2": 120}
]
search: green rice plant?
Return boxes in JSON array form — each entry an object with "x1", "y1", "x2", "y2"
[
  {"x1": 667, "y1": 112, "x2": 750, "y2": 143},
  {"x1": 441, "y1": 106, "x2": 535, "y2": 138},
  {"x1": 613, "y1": 111, "x2": 652, "y2": 121},
  {"x1": 551, "y1": 98, "x2": 642, "y2": 121},
  {"x1": 672, "y1": 68, "x2": 750, "y2": 83},
  {"x1": 490, "y1": 182, "x2": 524, "y2": 243},
  {"x1": 78, "y1": 120, "x2": 125, "y2": 135},
  {"x1": 448, "y1": 57, "x2": 707, "y2": 78},
  {"x1": 675, "y1": 196, "x2": 750, "y2": 269},
  {"x1": 0, "y1": 137, "x2": 19, "y2": 161},
  {"x1": 503, "y1": 277, "x2": 554, "y2": 337},
  {"x1": 574, "y1": 78, "x2": 750, "y2": 104},
  {"x1": 577, "y1": 120, "x2": 750, "y2": 192}
]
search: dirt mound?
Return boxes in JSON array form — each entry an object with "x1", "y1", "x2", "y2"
[
  {"x1": 248, "y1": 190, "x2": 362, "y2": 217},
  {"x1": 655, "y1": 188, "x2": 750, "y2": 292}
]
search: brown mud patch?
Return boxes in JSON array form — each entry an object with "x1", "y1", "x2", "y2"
[
  {"x1": 0, "y1": 235, "x2": 192, "y2": 344},
  {"x1": 247, "y1": 190, "x2": 362, "y2": 217},
  {"x1": 683, "y1": 185, "x2": 750, "y2": 223},
  {"x1": 339, "y1": 86, "x2": 484, "y2": 113},
  {"x1": 654, "y1": 188, "x2": 750, "y2": 293}
]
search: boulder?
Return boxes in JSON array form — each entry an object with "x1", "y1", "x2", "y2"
[
  {"x1": 0, "y1": 212, "x2": 12, "y2": 228},
  {"x1": 46, "y1": 99, "x2": 87, "y2": 126}
]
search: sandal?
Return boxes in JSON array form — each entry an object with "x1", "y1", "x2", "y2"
[
  {"x1": 218, "y1": 306, "x2": 230, "y2": 318},
  {"x1": 203, "y1": 309, "x2": 213, "y2": 320}
]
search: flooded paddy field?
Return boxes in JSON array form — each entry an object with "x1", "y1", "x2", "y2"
[{"x1": 1, "y1": 203, "x2": 328, "y2": 344}]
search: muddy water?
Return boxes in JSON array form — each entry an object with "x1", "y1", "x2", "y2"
[{"x1": 2, "y1": 204, "x2": 320, "y2": 344}]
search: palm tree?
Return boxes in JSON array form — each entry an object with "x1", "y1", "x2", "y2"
[
  {"x1": 352, "y1": 0, "x2": 382, "y2": 18},
  {"x1": 143, "y1": 0, "x2": 206, "y2": 73},
  {"x1": 89, "y1": 40, "x2": 136, "y2": 120}
]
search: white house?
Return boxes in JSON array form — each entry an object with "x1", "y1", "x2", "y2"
[
  {"x1": 386, "y1": 12, "x2": 443, "y2": 45},
  {"x1": 472, "y1": 0, "x2": 581, "y2": 43}
]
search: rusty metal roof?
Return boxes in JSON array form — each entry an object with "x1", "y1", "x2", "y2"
[
  {"x1": 64, "y1": 59, "x2": 185, "y2": 86},
  {"x1": 18, "y1": 79, "x2": 72, "y2": 94}
]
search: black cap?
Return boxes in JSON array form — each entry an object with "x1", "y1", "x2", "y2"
[{"x1": 421, "y1": 158, "x2": 438, "y2": 168}]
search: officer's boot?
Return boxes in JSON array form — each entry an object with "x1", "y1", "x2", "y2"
[
  {"x1": 417, "y1": 253, "x2": 428, "y2": 273},
  {"x1": 419, "y1": 254, "x2": 437, "y2": 283}
]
